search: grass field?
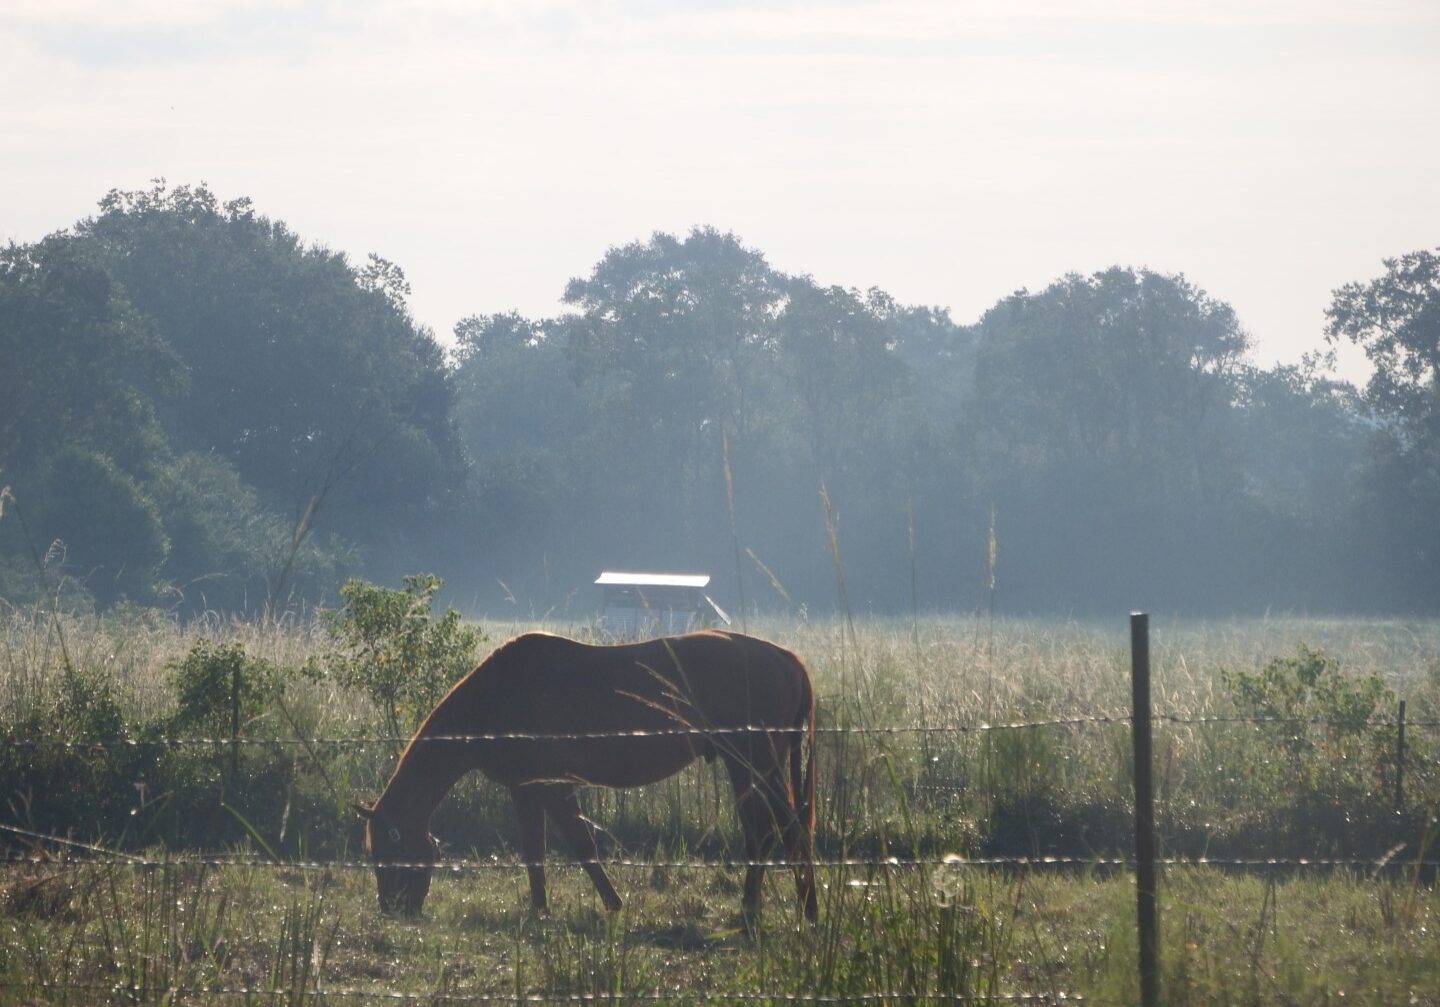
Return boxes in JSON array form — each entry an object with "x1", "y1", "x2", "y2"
[{"x1": 1, "y1": 606, "x2": 1437, "y2": 1004}]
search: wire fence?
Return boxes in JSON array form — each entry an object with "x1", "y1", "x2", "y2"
[
  {"x1": 2, "y1": 712, "x2": 1436, "y2": 749},
  {"x1": 1, "y1": 709, "x2": 1434, "y2": 874},
  {"x1": 4, "y1": 845, "x2": 1437, "y2": 873},
  {"x1": 2, "y1": 694, "x2": 1436, "y2": 1004},
  {"x1": 0, "y1": 983, "x2": 1092, "y2": 1004}
]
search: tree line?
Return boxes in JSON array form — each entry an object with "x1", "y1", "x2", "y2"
[{"x1": 2, "y1": 181, "x2": 1436, "y2": 616}]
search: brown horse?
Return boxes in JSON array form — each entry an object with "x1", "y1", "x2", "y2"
[{"x1": 355, "y1": 630, "x2": 817, "y2": 925}]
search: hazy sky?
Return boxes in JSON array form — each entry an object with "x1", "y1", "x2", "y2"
[{"x1": 4, "y1": 0, "x2": 1437, "y2": 381}]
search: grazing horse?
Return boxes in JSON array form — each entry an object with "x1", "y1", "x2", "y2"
[{"x1": 355, "y1": 630, "x2": 817, "y2": 925}]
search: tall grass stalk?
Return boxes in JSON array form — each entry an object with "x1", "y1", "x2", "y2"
[{"x1": 722, "y1": 430, "x2": 747, "y2": 634}]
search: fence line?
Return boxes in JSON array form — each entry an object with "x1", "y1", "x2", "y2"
[
  {"x1": 7, "y1": 854, "x2": 1436, "y2": 872},
  {"x1": 3, "y1": 833, "x2": 1434, "y2": 874},
  {"x1": 0, "y1": 981, "x2": 1090, "y2": 1004},
  {"x1": 4, "y1": 706, "x2": 1431, "y2": 878},
  {"x1": 1158, "y1": 713, "x2": 1439, "y2": 726},
  {"x1": 3, "y1": 688, "x2": 1435, "y2": 1003},
  {"x1": 2, "y1": 714, "x2": 1436, "y2": 750},
  {"x1": 0, "y1": 718, "x2": 1124, "y2": 749}
]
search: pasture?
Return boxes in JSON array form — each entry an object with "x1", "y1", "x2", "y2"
[{"x1": 1, "y1": 606, "x2": 1437, "y2": 1004}]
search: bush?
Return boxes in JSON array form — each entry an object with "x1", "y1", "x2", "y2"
[
  {"x1": 1221, "y1": 644, "x2": 1393, "y2": 779},
  {"x1": 0, "y1": 660, "x2": 152, "y2": 843},
  {"x1": 1216, "y1": 644, "x2": 1405, "y2": 855},
  {"x1": 315, "y1": 574, "x2": 483, "y2": 739},
  {"x1": 166, "y1": 639, "x2": 283, "y2": 735},
  {"x1": 142, "y1": 640, "x2": 293, "y2": 847}
]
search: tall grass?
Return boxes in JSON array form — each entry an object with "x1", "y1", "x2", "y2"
[{"x1": 1, "y1": 604, "x2": 1438, "y2": 1003}]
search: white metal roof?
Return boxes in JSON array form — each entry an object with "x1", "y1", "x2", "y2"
[{"x1": 595, "y1": 572, "x2": 711, "y2": 588}]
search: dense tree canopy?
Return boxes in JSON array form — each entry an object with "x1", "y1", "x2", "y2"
[
  {"x1": 969, "y1": 269, "x2": 1248, "y2": 482},
  {"x1": 77, "y1": 183, "x2": 466, "y2": 548},
  {"x1": 0, "y1": 237, "x2": 180, "y2": 479},
  {"x1": 1327, "y1": 248, "x2": 1440, "y2": 431},
  {"x1": 1325, "y1": 249, "x2": 1440, "y2": 604},
  {"x1": 0, "y1": 238, "x2": 181, "y2": 603},
  {"x1": 2, "y1": 183, "x2": 460, "y2": 610},
  {"x1": 3, "y1": 185, "x2": 1437, "y2": 615}
]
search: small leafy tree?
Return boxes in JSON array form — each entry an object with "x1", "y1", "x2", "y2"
[{"x1": 318, "y1": 574, "x2": 483, "y2": 740}]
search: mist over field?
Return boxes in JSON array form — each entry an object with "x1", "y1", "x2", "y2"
[
  {"x1": 5, "y1": 8, "x2": 1440, "y2": 1003},
  {"x1": 2, "y1": 182, "x2": 1437, "y2": 619}
]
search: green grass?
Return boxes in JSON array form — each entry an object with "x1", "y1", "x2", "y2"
[
  {"x1": 1, "y1": 607, "x2": 1438, "y2": 1003},
  {"x1": 3, "y1": 854, "x2": 1437, "y2": 1003}
]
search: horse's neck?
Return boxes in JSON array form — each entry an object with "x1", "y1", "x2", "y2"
[{"x1": 378, "y1": 707, "x2": 476, "y2": 829}]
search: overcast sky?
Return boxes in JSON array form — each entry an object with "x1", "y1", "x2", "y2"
[{"x1": 4, "y1": 0, "x2": 1437, "y2": 381}]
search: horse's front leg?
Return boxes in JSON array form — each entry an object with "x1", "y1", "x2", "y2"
[
  {"x1": 543, "y1": 786, "x2": 623, "y2": 912},
  {"x1": 510, "y1": 786, "x2": 549, "y2": 913}
]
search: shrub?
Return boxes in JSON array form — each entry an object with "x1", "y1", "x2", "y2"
[
  {"x1": 1217, "y1": 644, "x2": 1404, "y2": 854},
  {"x1": 0, "y1": 659, "x2": 151, "y2": 843},
  {"x1": 315, "y1": 574, "x2": 483, "y2": 739},
  {"x1": 166, "y1": 639, "x2": 282, "y2": 735},
  {"x1": 1221, "y1": 644, "x2": 1393, "y2": 777}
]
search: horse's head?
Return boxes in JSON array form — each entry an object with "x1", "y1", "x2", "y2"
[{"x1": 354, "y1": 802, "x2": 439, "y2": 916}]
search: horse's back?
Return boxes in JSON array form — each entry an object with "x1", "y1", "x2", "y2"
[
  {"x1": 471, "y1": 630, "x2": 809, "y2": 730},
  {"x1": 667, "y1": 630, "x2": 811, "y2": 727},
  {"x1": 443, "y1": 631, "x2": 806, "y2": 788}
]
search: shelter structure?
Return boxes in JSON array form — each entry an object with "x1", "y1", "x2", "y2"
[{"x1": 594, "y1": 572, "x2": 730, "y2": 639}]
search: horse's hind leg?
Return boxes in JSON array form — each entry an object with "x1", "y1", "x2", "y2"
[
  {"x1": 510, "y1": 786, "x2": 549, "y2": 912},
  {"x1": 781, "y1": 798, "x2": 817, "y2": 921},
  {"x1": 782, "y1": 738, "x2": 817, "y2": 921},
  {"x1": 726, "y1": 761, "x2": 789, "y2": 927},
  {"x1": 542, "y1": 786, "x2": 624, "y2": 912}
]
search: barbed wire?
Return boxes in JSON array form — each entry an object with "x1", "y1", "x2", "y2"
[
  {"x1": 0, "y1": 851, "x2": 1091, "y2": 870},
  {"x1": 0, "y1": 981, "x2": 1090, "y2": 1004},
  {"x1": 2, "y1": 702, "x2": 1432, "y2": 1007},
  {"x1": 7, "y1": 853, "x2": 1435, "y2": 872},
  {"x1": 1158, "y1": 713, "x2": 1438, "y2": 726},
  {"x1": 2, "y1": 825, "x2": 1433, "y2": 874},
  {"x1": 2, "y1": 713, "x2": 1435, "y2": 751},
  {"x1": 0, "y1": 718, "x2": 1121, "y2": 749}
]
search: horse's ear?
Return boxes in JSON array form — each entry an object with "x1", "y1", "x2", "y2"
[{"x1": 353, "y1": 802, "x2": 376, "y2": 821}]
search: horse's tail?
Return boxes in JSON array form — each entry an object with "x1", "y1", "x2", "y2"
[
  {"x1": 791, "y1": 663, "x2": 816, "y2": 841},
  {"x1": 789, "y1": 655, "x2": 819, "y2": 920}
]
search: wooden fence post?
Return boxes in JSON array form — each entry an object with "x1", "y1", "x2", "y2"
[{"x1": 1131, "y1": 612, "x2": 1159, "y2": 1007}]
